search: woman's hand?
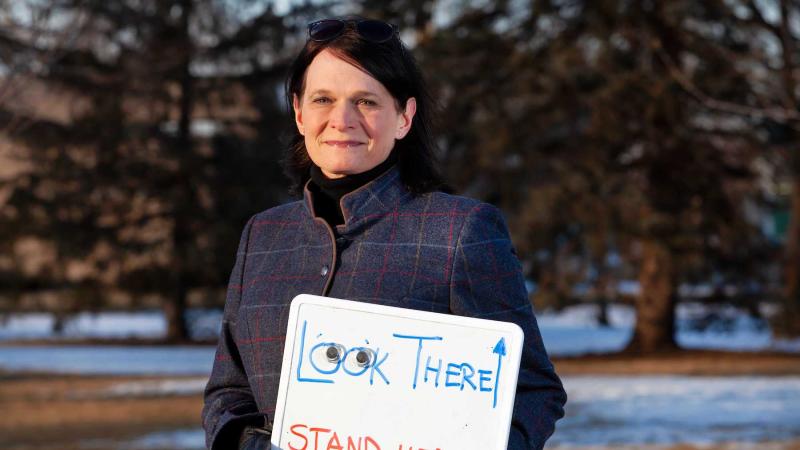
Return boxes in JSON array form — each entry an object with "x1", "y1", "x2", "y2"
[{"x1": 239, "y1": 425, "x2": 272, "y2": 449}]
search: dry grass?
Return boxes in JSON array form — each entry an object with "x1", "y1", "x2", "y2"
[{"x1": 0, "y1": 373, "x2": 203, "y2": 449}]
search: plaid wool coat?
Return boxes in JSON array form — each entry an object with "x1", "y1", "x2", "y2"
[{"x1": 202, "y1": 166, "x2": 567, "y2": 450}]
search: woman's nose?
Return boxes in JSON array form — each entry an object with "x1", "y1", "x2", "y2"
[{"x1": 328, "y1": 102, "x2": 357, "y2": 130}]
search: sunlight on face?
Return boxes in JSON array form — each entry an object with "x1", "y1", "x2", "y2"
[{"x1": 293, "y1": 49, "x2": 416, "y2": 178}]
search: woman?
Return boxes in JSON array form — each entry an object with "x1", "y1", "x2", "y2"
[{"x1": 202, "y1": 17, "x2": 567, "y2": 450}]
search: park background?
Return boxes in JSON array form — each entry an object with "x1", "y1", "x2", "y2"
[{"x1": 1, "y1": 0, "x2": 800, "y2": 449}]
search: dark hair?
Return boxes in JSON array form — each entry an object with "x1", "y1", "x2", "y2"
[{"x1": 283, "y1": 17, "x2": 444, "y2": 195}]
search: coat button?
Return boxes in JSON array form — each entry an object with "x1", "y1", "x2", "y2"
[
  {"x1": 320, "y1": 265, "x2": 329, "y2": 277},
  {"x1": 335, "y1": 236, "x2": 350, "y2": 250}
]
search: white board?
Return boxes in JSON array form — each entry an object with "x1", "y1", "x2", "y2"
[{"x1": 270, "y1": 294, "x2": 524, "y2": 450}]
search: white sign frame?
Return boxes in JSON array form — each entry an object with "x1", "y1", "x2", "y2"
[{"x1": 270, "y1": 294, "x2": 524, "y2": 450}]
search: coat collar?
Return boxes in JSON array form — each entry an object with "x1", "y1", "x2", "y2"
[{"x1": 303, "y1": 165, "x2": 408, "y2": 233}]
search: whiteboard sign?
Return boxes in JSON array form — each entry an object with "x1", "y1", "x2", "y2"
[{"x1": 270, "y1": 294, "x2": 524, "y2": 450}]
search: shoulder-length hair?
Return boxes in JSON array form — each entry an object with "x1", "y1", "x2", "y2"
[{"x1": 283, "y1": 18, "x2": 444, "y2": 195}]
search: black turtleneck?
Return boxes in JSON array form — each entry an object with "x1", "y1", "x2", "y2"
[{"x1": 309, "y1": 152, "x2": 398, "y2": 229}]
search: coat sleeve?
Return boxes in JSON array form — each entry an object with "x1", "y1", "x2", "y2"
[
  {"x1": 202, "y1": 215, "x2": 268, "y2": 450},
  {"x1": 449, "y1": 203, "x2": 567, "y2": 450}
]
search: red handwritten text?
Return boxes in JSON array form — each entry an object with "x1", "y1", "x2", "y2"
[{"x1": 288, "y1": 423, "x2": 382, "y2": 450}]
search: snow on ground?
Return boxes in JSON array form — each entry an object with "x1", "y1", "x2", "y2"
[
  {"x1": 549, "y1": 376, "x2": 800, "y2": 447},
  {"x1": 0, "y1": 311, "x2": 167, "y2": 340},
  {"x1": 1, "y1": 305, "x2": 798, "y2": 449},
  {"x1": 79, "y1": 375, "x2": 800, "y2": 449},
  {"x1": 0, "y1": 346, "x2": 215, "y2": 375},
  {"x1": 0, "y1": 309, "x2": 222, "y2": 341},
  {"x1": 0, "y1": 303, "x2": 797, "y2": 449},
  {"x1": 100, "y1": 378, "x2": 208, "y2": 398},
  {"x1": 1, "y1": 303, "x2": 799, "y2": 375},
  {"x1": 82, "y1": 428, "x2": 205, "y2": 450},
  {"x1": 535, "y1": 303, "x2": 800, "y2": 356},
  {"x1": 117, "y1": 429, "x2": 205, "y2": 450}
]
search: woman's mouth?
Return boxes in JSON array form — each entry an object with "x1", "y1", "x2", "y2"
[{"x1": 324, "y1": 140, "x2": 364, "y2": 148}]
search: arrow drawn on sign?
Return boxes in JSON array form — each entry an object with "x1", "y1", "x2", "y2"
[{"x1": 492, "y1": 337, "x2": 506, "y2": 408}]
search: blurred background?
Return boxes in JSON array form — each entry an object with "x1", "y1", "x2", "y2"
[{"x1": 1, "y1": 0, "x2": 799, "y2": 449}]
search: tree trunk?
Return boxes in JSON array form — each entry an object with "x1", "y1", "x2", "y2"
[
  {"x1": 625, "y1": 239, "x2": 678, "y2": 353},
  {"x1": 773, "y1": 0, "x2": 800, "y2": 336},
  {"x1": 165, "y1": 0, "x2": 194, "y2": 342},
  {"x1": 164, "y1": 284, "x2": 188, "y2": 341},
  {"x1": 596, "y1": 297, "x2": 610, "y2": 327},
  {"x1": 595, "y1": 269, "x2": 611, "y2": 327},
  {"x1": 780, "y1": 169, "x2": 800, "y2": 336}
]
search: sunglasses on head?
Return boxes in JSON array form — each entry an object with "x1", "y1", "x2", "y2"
[{"x1": 307, "y1": 19, "x2": 399, "y2": 43}]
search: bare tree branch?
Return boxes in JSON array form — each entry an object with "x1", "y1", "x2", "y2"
[
  {"x1": 778, "y1": 0, "x2": 798, "y2": 109},
  {"x1": 745, "y1": 0, "x2": 781, "y2": 35},
  {"x1": 653, "y1": 40, "x2": 800, "y2": 128},
  {"x1": 0, "y1": 1, "x2": 91, "y2": 135}
]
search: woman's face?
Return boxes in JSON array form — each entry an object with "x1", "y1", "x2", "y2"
[{"x1": 293, "y1": 49, "x2": 416, "y2": 179}]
